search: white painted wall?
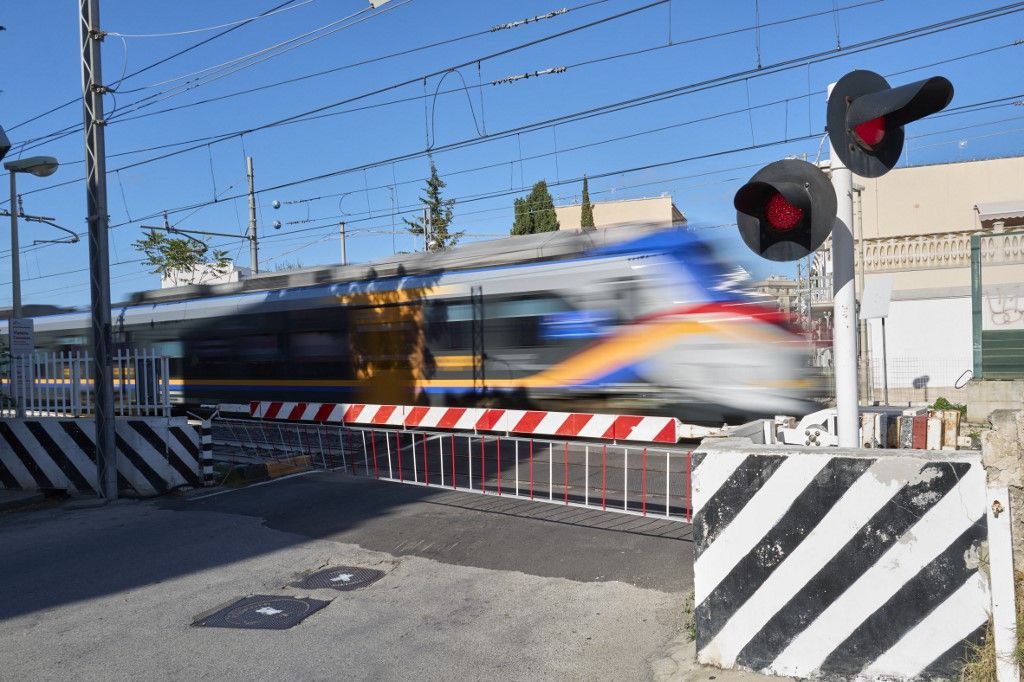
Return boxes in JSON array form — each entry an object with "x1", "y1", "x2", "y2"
[{"x1": 867, "y1": 296, "x2": 973, "y2": 389}]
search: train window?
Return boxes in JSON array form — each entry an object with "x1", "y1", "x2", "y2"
[
  {"x1": 241, "y1": 335, "x2": 278, "y2": 360},
  {"x1": 291, "y1": 332, "x2": 346, "y2": 361},
  {"x1": 151, "y1": 341, "x2": 183, "y2": 358}
]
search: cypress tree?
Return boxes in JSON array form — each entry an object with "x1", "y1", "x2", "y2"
[{"x1": 580, "y1": 175, "x2": 595, "y2": 231}]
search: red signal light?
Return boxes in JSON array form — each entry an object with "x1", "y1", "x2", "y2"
[
  {"x1": 764, "y1": 192, "x2": 804, "y2": 231},
  {"x1": 852, "y1": 116, "x2": 886, "y2": 147}
]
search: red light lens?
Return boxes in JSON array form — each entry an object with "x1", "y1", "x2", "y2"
[
  {"x1": 853, "y1": 116, "x2": 886, "y2": 147},
  {"x1": 764, "y1": 192, "x2": 804, "y2": 231}
]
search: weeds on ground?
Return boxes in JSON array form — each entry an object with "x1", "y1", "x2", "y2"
[
  {"x1": 682, "y1": 592, "x2": 696, "y2": 642},
  {"x1": 959, "y1": 570, "x2": 1024, "y2": 680}
]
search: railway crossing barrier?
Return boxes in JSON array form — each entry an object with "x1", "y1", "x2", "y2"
[{"x1": 211, "y1": 414, "x2": 695, "y2": 522}]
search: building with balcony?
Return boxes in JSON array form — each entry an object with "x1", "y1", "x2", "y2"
[{"x1": 809, "y1": 154, "x2": 1024, "y2": 411}]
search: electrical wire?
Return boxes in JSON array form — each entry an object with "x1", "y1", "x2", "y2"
[
  {"x1": 106, "y1": 0, "x2": 318, "y2": 38},
  {"x1": 11, "y1": 0, "x2": 1011, "y2": 211},
  {"x1": 4, "y1": 0, "x2": 306, "y2": 133}
]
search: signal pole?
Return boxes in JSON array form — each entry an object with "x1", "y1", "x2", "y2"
[
  {"x1": 246, "y1": 156, "x2": 258, "y2": 274},
  {"x1": 80, "y1": 0, "x2": 117, "y2": 498},
  {"x1": 827, "y1": 82, "x2": 860, "y2": 448}
]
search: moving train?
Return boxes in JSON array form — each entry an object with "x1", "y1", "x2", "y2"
[{"x1": 5, "y1": 225, "x2": 819, "y2": 424}]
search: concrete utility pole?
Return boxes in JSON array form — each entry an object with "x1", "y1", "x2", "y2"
[
  {"x1": 246, "y1": 156, "x2": 258, "y2": 274},
  {"x1": 339, "y1": 222, "x2": 347, "y2": 265},
  {"x1": 80, "y1": 0, "x2": 117, "y2": 499},
  {"x1": 827, "y1": 82, "x2": 860, "y2": 448}
]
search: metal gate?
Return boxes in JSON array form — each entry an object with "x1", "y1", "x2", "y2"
[{"x1": 212, "y1": 417, "x2": 694, "y2": 522}]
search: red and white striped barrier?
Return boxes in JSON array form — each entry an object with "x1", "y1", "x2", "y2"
[{"x1": 248, "y1": 401, "x2": 680, "y2": 444}]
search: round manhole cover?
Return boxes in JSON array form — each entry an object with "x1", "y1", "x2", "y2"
[
  {"x1": 293, "y1": 566, "x2": 386, "y2": 591},
  {"x1": 194, "y1": 595, "x2": 330, "y2": 630}
]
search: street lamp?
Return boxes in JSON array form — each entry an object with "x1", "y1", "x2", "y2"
[{"x1": 4, "y1": 156, "x2": 59, "y2": 319}]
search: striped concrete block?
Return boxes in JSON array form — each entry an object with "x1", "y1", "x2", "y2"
[
  {"x1": 200, "y1": 419, "x2": 215, "y2": 486},
  {"x1": 0, "y1": 417, "x2": 201, "y2": 496},
  {"x1": 692, "y1": 439, "x2": 988, "y2": 680}
]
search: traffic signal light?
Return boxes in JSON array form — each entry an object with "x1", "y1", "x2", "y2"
[
  {"x1": 827, "y1": 69, "x2": 953, "y2": 178},
  {"x1": 733, "y1": 159, "x2": 837, "y2": 262}
]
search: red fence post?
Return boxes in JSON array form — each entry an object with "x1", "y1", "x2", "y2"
[
  {"x1": 396, "y1": 431, "x2": 404, "y2": 483},
  {"x1": 601, "y1": 444, "x2": 607, "y2": 511},
  {"x1": 563, "y1": 442, "x2": 569, "y2": 505},
  {"x1": 641, "y1": 446, "x2": 648, "y2": 517},
  {"x1": 369, "y1": 431, "x2": 380, "y2": 479},
  {"x1": 685, "y1": 450, "x2": 692, "y2": 522},
  {"x1": 451, "y1": 433, "x2": 456, "y2": 489},
  {"x1": 529, "y1": 439, "x2": 534, "y2": 500},
  {"x1": 422, "y1": 433, "x2": 429, "y2": 486}
]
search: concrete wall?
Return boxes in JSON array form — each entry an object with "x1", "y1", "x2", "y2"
[
  {"x1": 866, "y1": 296, "x2": 972, "y2": 392},
  {"x1": 859, "y1": 156, "x2": 1024, "y2": 240},
  {"x1": 554, "y1": 196, "x2": 684, "y2": 231},
  {"x1": 692, "y1": 438, "x2": 991, "y2": 680}
]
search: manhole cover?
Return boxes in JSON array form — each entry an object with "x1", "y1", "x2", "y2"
[
  {"x1": 292, "y1": 566, "x2": 386, "y2": 591},
  {"x1": 193, "y1": 595, "x2": 329, "y2": 630}
]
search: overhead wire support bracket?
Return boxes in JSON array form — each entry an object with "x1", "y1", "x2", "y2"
[
  {"x1": 491, "y1": 66, "x2": 566, "y2": 86},
  {"x1": 490, "y1": 8, "x2": 568, "y2": 32}
]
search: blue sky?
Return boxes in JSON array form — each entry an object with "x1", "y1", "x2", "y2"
[{"x1": 1, "y1": 0, "x2": 1022, "y2": 307}]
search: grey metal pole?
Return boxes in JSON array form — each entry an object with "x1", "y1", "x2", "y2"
[
  {"x1": 827, "y1": 82, "x2": 860, "y2": 447},
  {"x1": 881, "y1": 317, "x2": 889, "y2": 406},
  {"x1": 9, "y1": 173, "x2": 20, "y2": 320},
  {"x1": 80, "y1": 0, "x2": 117, "y2": 499},
  {"x1": 339, "y1": 222, "x2": 347, "y2": 265},
  {"x1": 246, "y1": 156, "x2": 258, "y2": 274}
]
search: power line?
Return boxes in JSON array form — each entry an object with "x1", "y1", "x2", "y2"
[
  {"x1": 106, "y1": 0, "x2": 319, "y2": 38},
  {"x1": 11, "y1": 0, "x2": 1016, "y2": 213},
  {"x1": 4, "y1": 0, "x2": 305, "y2": 134}
]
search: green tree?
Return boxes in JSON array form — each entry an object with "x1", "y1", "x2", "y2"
[
  {"x1": 580, "y1": 175, "x2": 595, "y2": 231},
  {"x1": 404, "y1": 158, "x2": 461, "y2": 250},
  {"x1": 133, "y1": 230, "x2": 230, "y2": 286},
  {"x1": 510, "y1": 180, "x2": 560, "y2": 235}
]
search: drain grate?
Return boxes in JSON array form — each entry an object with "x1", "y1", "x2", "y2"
[
  {"x1": 193, "y1": 595, "x2": 330, "y2": 630},
  {"x1": 292, "y1": 566, "x2": 386, "y2": 591}
]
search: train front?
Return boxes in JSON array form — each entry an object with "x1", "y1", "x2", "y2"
[{"x1": 582, "y1": 230, "x2": 822, "y2": 424}]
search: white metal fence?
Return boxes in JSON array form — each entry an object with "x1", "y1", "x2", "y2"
[
  {"x1": 211, "y1": 417, "x2": 695, "y2": 522},
  {"x1": 1, "y1": 349, "x2": 170, "y2": 418}
]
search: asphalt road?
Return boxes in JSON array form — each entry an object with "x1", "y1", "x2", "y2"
[{"x1": 0, "y1": 471, "x2": 699, "y2": 681}]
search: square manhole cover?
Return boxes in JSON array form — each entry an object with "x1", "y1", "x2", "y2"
[
  {"x1": 292, "y1": 566, "x2": 386, "y2": 591},
  {"x1": 193, "y1": 595, "x2": 330, "y2": 630}
]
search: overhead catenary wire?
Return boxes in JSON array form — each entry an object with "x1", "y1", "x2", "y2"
[
  {"x1": 10, "y1": 0, "x2": 1016, "y2": 215},
  {"x1": 4, "y1": 0, "x2": 306, "y2": 134},
  {"x1": 105, "y1": 0, "x2": 319, "y2": 38}
]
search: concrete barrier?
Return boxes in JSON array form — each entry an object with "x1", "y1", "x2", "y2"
[
  {"x1": 0, "y1": 417, "x2": 201, "y2": 497},
  {"x1": 691, "y1": 437, "x2": 1008, "y2": 680}
]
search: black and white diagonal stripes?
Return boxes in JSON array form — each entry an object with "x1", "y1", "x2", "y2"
[
  {"x1": 0, "y1": 418, "x2": 201, "y2": 496},
  {"x1": 693, "y1": 444, "x2": 988, "y2": 680}
]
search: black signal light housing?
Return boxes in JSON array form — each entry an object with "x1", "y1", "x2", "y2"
[
  {"x1": 827, "y1": 69, "x2": 953, "y2": 178},
  {"x1": 734, "y1": 159, "x2": 837, "y2": 262}
]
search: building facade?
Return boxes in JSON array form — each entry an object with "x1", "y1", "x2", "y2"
[
  {"x1": 809, "y1": 155, "x2": 1024, "y2": 406},
  {"x1": 554, "y1": 195, "x2": 686, "y2": 231}
]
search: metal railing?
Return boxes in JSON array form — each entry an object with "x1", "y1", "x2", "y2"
[
  {"x1": 1, "y1": 349, "x2": 170, "y2": 417},
  {"x1": 212, "y1": 417, "x2": 694, "y2": 522}
]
